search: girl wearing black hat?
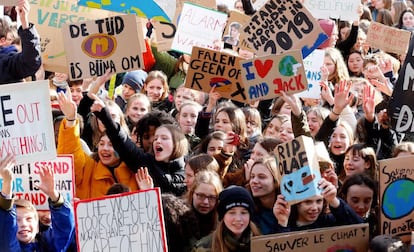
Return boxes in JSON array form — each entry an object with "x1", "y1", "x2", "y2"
[{"x1": 192, "y1": 186, "x2": 260, "y2": 252}]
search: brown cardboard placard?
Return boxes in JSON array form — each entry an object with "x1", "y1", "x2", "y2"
[
  {"x1": 185, "y1": 46, "x2": 248, "y2": 103},
  {"x1": 275, "y1": 135, "x2": 321, "y2": 204},
  {"x1": 378, "y1": 156, "x2": 414, "y2": 243},
  {"x1": 222, "y1": 10, "x2": 251, "y2": 48},
  {"x1": 240, "y1": 0, "x2": 328, "y2": 58},
  {"x1": 29, "y1": 0, "x2": 113, "y2": 73},
  {"x1": 251, "y1": 223, "x2": 369, "y2": 252},
  {"x1": 240, "y1": 50, "x2": 308, "y2": 102},
  {"x1": 61, "y1": 14, "x2": 143, "y2": 80},
  {"x1": 0, "y1": 0, "x2": 17, "y2": 6},
  {"x1": 366, "y1": 22, "x2": 411, "y2": 55}
]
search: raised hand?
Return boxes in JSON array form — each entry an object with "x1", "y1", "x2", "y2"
[
  {"x1": 280, "y1": 91, "x2": 301, "y2": 116},
  {"x1": 333, "y1": 80, "x2": 354, "y2": 114},
  {"x1": 89, "y1": 93, "x2": 106, "y2": 113},
  {"x1": 135, "y1": 167, "x2": 154, "y2": 190},
  {"x1": 273, "y1": 194, "x2": 291, "y2": 227},
  {"x1": 319, "y1": 178, "x2": 339, "y2": 208},
  {"x1": 57, "y1": 88, "x2": 77, "y2": 122},
  {"x1": 16, "y1": 0, "x2": 30, "y2": 29},
  {"x1": 0, "y1": 154, "x2": 16, "y2": 196},
  {"x1": 34, "y1": 165, "x2": 60, "y2": 202},
  {"x1": 363, "y1": 84, "x2": 375, "y2": 122}
]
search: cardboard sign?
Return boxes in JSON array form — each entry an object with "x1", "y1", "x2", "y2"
[
  {"x1": 29, "y1": 0, "x2": 112, "y2": 73},
  {"x1": 366, "y1": 22, "x2": 411, "y2": 56},
  {"x1": 240, "y1": 50, "x2": 308, "y2": 102},
  {"x1": 240, "y1": 0, "x2": 328, "y2": 58},
  {"x1": 171, "y1": 2, "x2": 227, "y2": 55},
  {"x1": 185, "y1": 46, "x2": 248, "y2": 103},
  {"x1": 379, "y1": 156, "x2": 414, "y2": 242},
  {"x1": 275, "y1": 135, "x2": 321, "y2": 204},
  {"x1": 153, "y1": 0, "x2": 217, "y2": 52},
  {"x1": 303, "y1": 0, "x2": 360, "y2": 21},
  {"x1": 75, "y1": 188, "x2": 167, "y2": 252},
  {"x1": 222, "y1": 10, "x2": 250, "y2": 48},
  {"x1": 0, "y1": 81, "x2": 56, "y2": 164},
  {"x1": 297, "y1": 49, "x2": 324, "y2": 99},
  {"x1": 389, "y1": 35, "x2": 414, "y2": 132},
  {"x1": 251, "y1": 223, "x2": 369, "y2": 252},
  {"x1": 0, "y1": 155, "x2": 74, "y2": 210},
  {"x1": 62, "y1": 14, "x2": 143, "y2": 80},
  {"x1": 0, "y1": 0, "x2": 17, "y2": 6},
  {"x1": 78, "y1": 0, "x2": 172, "y2": 22}
]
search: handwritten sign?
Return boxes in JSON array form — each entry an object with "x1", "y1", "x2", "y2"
[
  {"x1": 389, "y1": 35, "x2": 414, "y2": 132},
  {"x1": 240, "y1": 0, "x2": 328, "y2": 58},
  {"x1": 29, "y1": 0, "x2": 112, "y2": 73},
  {"x1": 366, "y1": 22, "x2": 411, "y2": 56},
  {"x1": 251, "y1": 223, "x2": 369, "y2": 252},
  {"x1": 240, "y1": 50, "x2": 308, "y2": 102},
  {"x1": 171, "y1": 2, "x2": 227, "y2": 55},
  {"x1": 379, "y1": 156, "x2": 414, "y2": 242},
  {"x1": 75, "y1": 188, "x2": 167, "y2": 252},
  {"x1": 303, "y1": 0, "x2": 360, "y2": 21},
  {"x1": 0, "y1": 0, "x2": 17, "y2": 6},
  {"x1": 0, "y1": 155, "x2": 74, "y2": 210},
  {"x1": 62, "y1": 14, "x2": 143, "y2": 80},
  {"x1": 0, "y1": 81, "x2": 56, "y2": 164},
  {"x1": 153, "y1": 0, "x2": 217, "y2": 51},
  {"x1": 78, "y1": 0, "x2": 172, "y2": 22},
  {"x1": 275, "y1": 135, "x2": 321, "y2": 204},
  {"x1": 297, "y1": 49, "x2": 324, "y2": 99},
  {"x1": 185, "y1": 46, "x2": 248, "y2": 103}
]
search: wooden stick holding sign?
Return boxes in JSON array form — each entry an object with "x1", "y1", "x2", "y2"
[
  {"x1": 240, "y1": 50, "x2": 308, "y2": 102},
  {"x1": 185, "y1": 46, "x2": 248, "y2": 103},
  {"x1": 61, "y1": 14, "x2": 143, "y2": 80},
  {"x1": 379, "y1": 156, "x2": 414, "y2": 243},
  {"x1": 240, "y1": 0, "x2": 328, "y2": 58},
  {"x1": 74, "y1": 188, "x2": 167, "y2": 252}
]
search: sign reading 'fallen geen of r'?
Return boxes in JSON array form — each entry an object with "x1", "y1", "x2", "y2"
[
  {"x1": 185, "y1": 46, "x2": 248, "y2": 103},
  {"x1": 75, "y1": 188, "x2": 167, "y2": 252},
  {"x1": 240, "y1": 50, "x2": 308, "y2": 101},
  {"x1": 62, "y1": 14, "x2": 143, "y2": 80},
  {"x1": 251, "y1": 223, "x2": 369, "y2": 252},
  {"x1": 379, "y1": 156, "x2": 414, "y2": 242},
  {"x1": 366, "y1": 22, "x2": 411, "y2": 56},
  {"x1": 240, "y1": 0, "x2": 328, "y2": 58}
]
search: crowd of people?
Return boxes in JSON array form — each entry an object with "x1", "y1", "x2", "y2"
[{"x1": 0, "y1": 0, "x2": 413, "y2": 251}]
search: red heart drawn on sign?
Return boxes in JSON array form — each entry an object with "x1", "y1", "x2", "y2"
[{"x1": 254, "y1": 59, "x2": 273, "y2": 78}]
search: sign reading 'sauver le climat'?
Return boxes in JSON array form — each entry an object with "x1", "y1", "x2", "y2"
[{"x1": 62, "y1": 14, "x2": 143, "y2": 80}]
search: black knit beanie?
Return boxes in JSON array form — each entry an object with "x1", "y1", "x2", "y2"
[{"x1": 217, "y1": 185, "x2": 254, "y2": 221}]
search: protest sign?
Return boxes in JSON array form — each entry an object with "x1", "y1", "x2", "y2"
[
  {"x1": 29, "y1": 0, "x2": 112, "y2": 73},
  {"x1": 0, "y1": 155, "x2": 74, "y2": 210},
  {"x1": 297, "y1": 49, "x2": 324, "y2": 99},
  {"x1": 379, "y1": 156, "x2": 414, "y2": 242},
  {"x1": 222, "y1": 10, "x2": 250, "y2": 47},
  {"x1": 75, "y1": 188, "x2": 167, "y2": 252},
  {"x1": 153, "y1": 0, "x2": 216, "y2": 52},
  {"x1": 185, "y1": 46, "x2": 248, "y2": 103},
  {"x1": 240, "y1": 50, "x2": 308, "y2": 102},
  {"x1": 366, "y1": 22, "x2": 411, "y2": 56},
  {"x1": 0, "y1": 81, "x2": 56, "y2": 164},
  {"x1": 78, "y1": 0, "x2": 172, "y2": 22},
  {"x1": 303, "y1": 0, "x2": 360, "y2": 21},
  {"x1": 389, "y1": 35, "x2": 414, "y2": 132},
  {"x1": 0, "y1": 0, "x2": 16, "y2": 6},
  {"x1": 275, "y1": 135, "x2": 321, "y2": 204},
  {"x1": 171, "y1": 2, "x2": 227, "y2": 55},
  {"x1": 251, "y1": 223, "x2": 369, "y2": 252},
  {"x1": 62, "y1": 14, "x2": 143, "y2": 80},
  {"x1": 240, "y1": 0, "x2": 328, "y2": 58}
]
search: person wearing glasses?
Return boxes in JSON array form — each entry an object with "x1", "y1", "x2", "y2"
[{"x1": 186, "y1": 170, "x2": 223, "y2": 243}]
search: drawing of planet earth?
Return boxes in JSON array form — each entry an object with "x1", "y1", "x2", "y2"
[{"x1": 382, "y1": 179, "x2": 414, "y2": 219}]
